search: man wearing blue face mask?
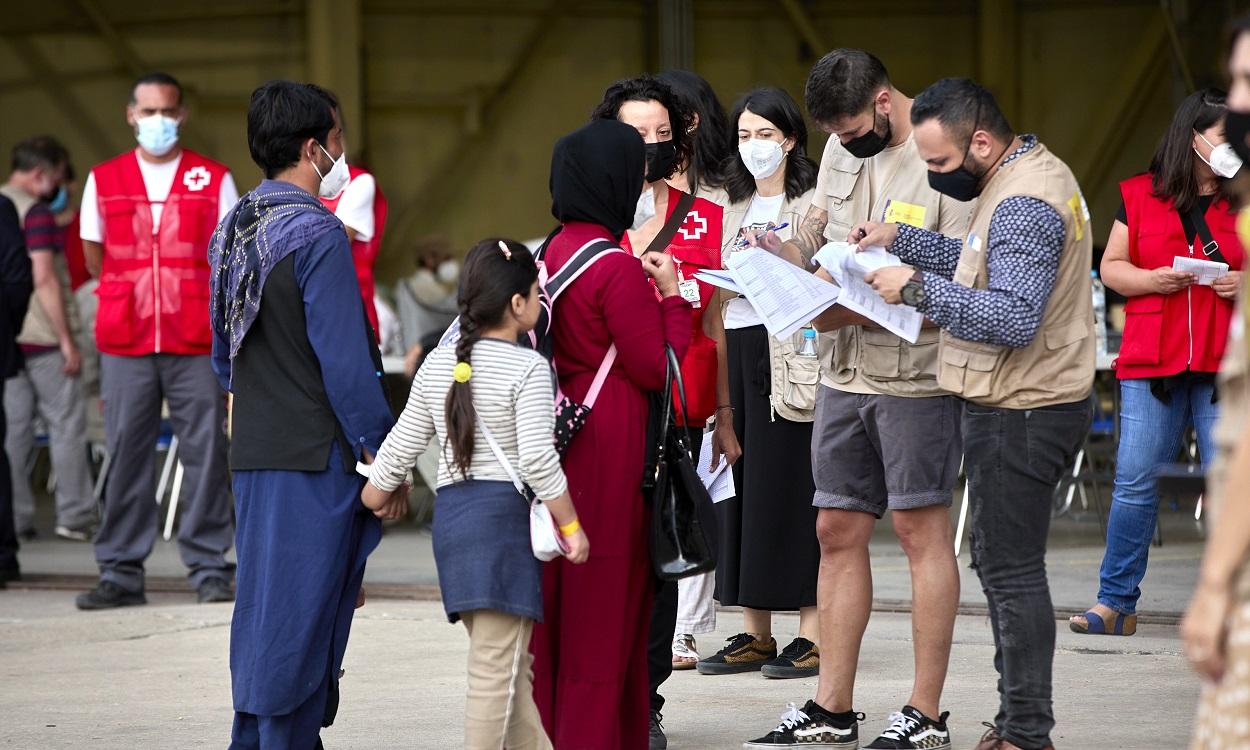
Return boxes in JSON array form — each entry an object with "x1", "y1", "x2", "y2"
[{"x1": 75, "y1": 71, "x2": 240, "y2": 610}]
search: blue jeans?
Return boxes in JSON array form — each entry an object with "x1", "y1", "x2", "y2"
[{"x1": 1097, "y1": 377, "x2": 1218, "y2": 614}]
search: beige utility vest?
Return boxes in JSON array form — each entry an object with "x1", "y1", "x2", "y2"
[
  {"x1": 816, "y1": 134, "x2": 971, "y2": 397},
  {"x1": 0, "y1": 184, "x2": 78, "y2": 348},
  {"x1": 721, "y1": 188, "x2": 819, "y2": 422},
  {"x1": 939, "y1": 143, "x2": 1094, "y2": 408}
]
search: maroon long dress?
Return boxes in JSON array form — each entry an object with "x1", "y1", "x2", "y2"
[{"x1": 530, "y1": 221, "x2": 692, "y2": 749}]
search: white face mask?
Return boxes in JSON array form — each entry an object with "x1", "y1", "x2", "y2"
[
  {"x1": 1196, "y1": 133, "x2": 1244, "y2": 179},
  {"x1": 738, "y1": 138, "x2": 786, "y2": 179},
  {"x1": 436, "y1": 259, "x2": 460, "y2": 284},
  {"x1": 313, "y1": 144, "x2": 350, "y2": 198},
  {"x1": 135, "y1": 114, "x2": 180, "y2": 157},
  {"x1": 631, "y1": 187, "x2": 656, "y2": 231}
]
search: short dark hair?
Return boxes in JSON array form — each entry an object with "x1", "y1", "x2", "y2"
[
  {"x1": 805, "y1": 49, "x2": 890, "y2": 125},
  {"x1": 590, "y1": 74, "x2": 695, "y2": 180},
  {"x1": 1150, "y1": 87, "x2": 1234, "y2": 213},
  {"x1": 11, "y1": 135, "x2": 68, "y2": 174},
  {"x1": 657, "y1": 70, "x2": 733, "y2": 193},
  {"x1": 246, "y1": 80, "x2": 339, "y2": 179},
  {"x1": 130, "y1": 72, "x2": 183, "y2": 106},
  {"x1": 724, "y1": 87, "x2": 818, "y2": 205},
  {"x1": 910, "y1": 77, "x2": 1014, "y2": 145}
]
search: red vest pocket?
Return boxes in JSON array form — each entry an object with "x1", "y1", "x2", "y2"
[
  {"x1": 1116, "y1": 294, "x2": 1165, "y2": 366},
  {"x1": 95, "y1": 281, "x2": 134, "y2": 349},
  {"x1": 675, "y1": 335, "x2": 718, "y2": 424},
  {"x1": 177, "y1": 278, "x2": 213, "y2": 348},
  {"x1": 102, "y1": 201, "x2": 137, "y2": 249}
]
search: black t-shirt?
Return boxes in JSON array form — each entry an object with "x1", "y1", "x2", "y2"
[{"x1": 1116, "y1": 194, "x2": 1215, "y2": 245}]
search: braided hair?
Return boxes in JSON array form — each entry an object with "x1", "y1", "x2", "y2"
[{"x1": 445, "y1": 238, "x2": 539, "y2": 478}]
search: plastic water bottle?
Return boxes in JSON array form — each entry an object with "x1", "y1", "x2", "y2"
[
  {"x1": 798, "y1": 327, "x2": 818, "y2": 357},
  {"x1": 1090, "y1": 270, "x2": 1108, "y2": 357}
]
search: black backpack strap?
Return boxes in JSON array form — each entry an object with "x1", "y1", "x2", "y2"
[
  {"x1": 545, "y1": 239, "x2": 621, "y2": 303},
  {"x1": 1183, "y1": 203, "x2": 1229, "y2": 264},
  {"x1": 644, "y1": 190, "x2": 696, "y2": 256}
]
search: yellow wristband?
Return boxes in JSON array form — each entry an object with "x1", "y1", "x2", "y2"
[{"x1": 559, "y1": 518, "x2": 581, "y2": 537}]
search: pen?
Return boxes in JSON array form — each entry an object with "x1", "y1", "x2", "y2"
[{"x1": 736, "y1": 223, "x2": 791, "y2": 248}]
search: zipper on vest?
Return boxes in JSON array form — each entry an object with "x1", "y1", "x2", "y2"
[
  {"x1": 152, "y1": 231, "x2": 161, "y2": 353},
  {"x1": 1186, "y1": 243, "x2": 1194, "y2": 367}
]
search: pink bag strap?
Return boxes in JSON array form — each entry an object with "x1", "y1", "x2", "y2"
[{"x1": 583, "y1": 344, "x2": 618, "y2": 409}]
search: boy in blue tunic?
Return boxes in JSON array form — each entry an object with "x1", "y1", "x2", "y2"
[{"x1": 209, "y1": 80, "x2": 406, "y2": 749}]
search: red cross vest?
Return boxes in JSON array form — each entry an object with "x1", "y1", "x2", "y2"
[
  {"x1": 92, "y1": 149, "x2": 228, "y2": 356},
  {"x1": 320, "y1": 165, "x2": 387, "y2": 335}
]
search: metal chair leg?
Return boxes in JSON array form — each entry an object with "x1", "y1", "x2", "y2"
[
  {"x1": 162, "y1": 461, "x2": 184, "y2": 542},
  {"x1": 155, "y1": 435, "x2": 179, "y2": 505}
]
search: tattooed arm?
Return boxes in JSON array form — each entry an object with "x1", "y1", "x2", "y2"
[{"x1": 745, "y1": 203, "x2": 828, "y2": 271}]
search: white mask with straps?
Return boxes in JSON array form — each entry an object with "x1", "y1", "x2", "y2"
[
  {"x1": 313, "y1": 144, "x2": 350, "y2": 198},
  {"x1": 1196, "y1": 133, "x2": 1244, "y2": 179},
  {"x1": 631, "y1": 187, "x2": 656, "y2": 231},
  {"x1": 738, "y1": 138, "x2": 786, "y2": 179}
]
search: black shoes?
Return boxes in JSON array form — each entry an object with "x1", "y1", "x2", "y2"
[
  {"x1": 696, "y1": 632, "x2": 778, "y2": 675},
  {"x1": 650, "y1": 711, "x2": 668, "y2": 750},
  {"x1": 761, "y1": 637, "x2": 821, "y2": 679},
  {"x1": 864, "y1": 705, "x2": 952, "y2": 749},
  {"x1": 76, "y1": 580, "x2": 147, "y2": 610},
  {"x1": 744, "y1": 700, "x2": 861, "y2": 748},
  {"x1": 197, "y1": 577, "x2": 235, "y2": 603}
]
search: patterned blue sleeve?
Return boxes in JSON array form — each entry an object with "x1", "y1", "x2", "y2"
[
  {"x1": 891, "y1": 223, "x2": 963, "y2": 278},
  {"x1": 915, "y1": 196, "x2": 1066, "y2": 349}
]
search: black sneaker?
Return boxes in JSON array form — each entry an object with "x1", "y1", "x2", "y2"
[
  {"x1": 76, "y1": 581, "x2": 147, "y2": 610},
  {"x1": 696, "y1": 632, "x2": 778, "y2": 675},
  {"x1": 743, "y1": 700, "x2": 861, "y2": 748},
  {"x1": 864, "y1": 706, "x2": 951, "y2": 749},
  {"x1": 761, "y1": 637, "x2": 820, "y2": 679},
  {"x1": 197, "y1": 577, "x2": 235, "y2": 603},
  {"x1": 650, "y1": 711, "x2": 668, "y2": 750}
]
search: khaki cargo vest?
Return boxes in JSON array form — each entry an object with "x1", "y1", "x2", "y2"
[
  {"x1": 816, "y1": 134, "x2": 971, "y2": 397},
  {"x1": 938, "y1": 142, "x2": 1094, "y2": 408},
  {"x1": 721, "y1": 189, "x2": 819, "y2": 422},
  {"x1": 0, "y1": 184, "x2": 78, "y2": 348}
]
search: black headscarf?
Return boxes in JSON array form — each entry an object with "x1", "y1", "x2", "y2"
[{"x1": 549, "y1": 119, "x2": 646, "y2": 238}]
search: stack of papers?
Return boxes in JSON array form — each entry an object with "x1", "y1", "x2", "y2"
[
  {"x1": 813, "y1": 242, "x2": 924, "y2": 343},
  {"x1": 1173, "y1": 256, "x2": 1229, "y2": 285},
  {"x1": 694, "y1": 248, "x2": 840, "y2": 339},
  {"x1": 697, "y1": 432, "x2": 736, "y2": 503}
]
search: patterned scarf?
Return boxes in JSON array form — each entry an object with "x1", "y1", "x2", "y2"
[{"x1": 208, "y1": 180, "x2": 342, "y2": 360}]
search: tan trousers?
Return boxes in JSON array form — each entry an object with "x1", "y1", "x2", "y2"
[{"x1": 461, "y1": 609, "x2": 552, "y2": 750}]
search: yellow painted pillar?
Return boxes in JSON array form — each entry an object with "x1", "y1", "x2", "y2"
[{"x1": 307, "y1": 0, "x2": 365, "y2": 158}]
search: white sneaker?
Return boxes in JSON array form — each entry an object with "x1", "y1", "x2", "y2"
[{"x1": 55, "y1": 525, "x2": 93, "y2": 542}]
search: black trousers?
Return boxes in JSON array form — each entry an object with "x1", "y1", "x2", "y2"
[
  {"x1": 647, "y1": 426, "x2": 705, "y2": 715},
  {"x1": 0, "y1": 378, "x2": 19, "y2": 575}
]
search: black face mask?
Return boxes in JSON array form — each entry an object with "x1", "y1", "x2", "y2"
[
  {"x1": 842, "y1": 111, "x2": 892, "y2": 159},
  {"x1": 644, "y1": 140, "x2": 677, "y2": 182},
  {"x1": 927, "y1": 150, "x2": 985, "y2": 203},
  {"x1": 1225, "y1": 109, "x2": 1250, "y2": 165}
]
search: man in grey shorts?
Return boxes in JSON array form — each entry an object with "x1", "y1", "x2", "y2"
[{"x1": 744, "y1": 49, "x2": 967, "y2": 750}]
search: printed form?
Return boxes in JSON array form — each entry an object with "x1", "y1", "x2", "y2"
[
  {"x1": 695, "y1": 248, "x2": 840, "y2": 340},
  {"x1": 1173, "y1": 255, "x2": 1229, "y2": 286},
  {"x1": 813, "y1": 242, "x2": 924, "y2": 343}
]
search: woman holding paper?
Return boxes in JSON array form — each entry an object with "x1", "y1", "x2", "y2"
[
  {"x1": 692, "y1": 87, "x2": 824, "y2": 679},
  {"x1": 1072, "y1": 88, "x2": 1245, "y2": 637}
]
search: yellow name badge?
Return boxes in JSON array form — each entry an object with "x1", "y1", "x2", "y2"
[
  {"x1": 1067, "y1": 191, "x2": 1091, "y2": 241},
  {"x1": 883, "y1": 199, "x2": 927, "y2": 228}
]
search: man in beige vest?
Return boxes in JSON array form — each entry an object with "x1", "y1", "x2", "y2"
[
  {"x1": 744, "y1": 50, "x2": 967, "y2": 750},
  {"x1": 0, "y1": 137, "x2": 96, "y2": 542},
  {"x1": 858, "y1": 78, "x2": 1094, "y2": 750}
]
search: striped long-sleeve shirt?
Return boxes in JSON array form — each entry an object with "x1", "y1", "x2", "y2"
[{"x1": 368, "y1": 337, "x2": 568, "y2": 501}]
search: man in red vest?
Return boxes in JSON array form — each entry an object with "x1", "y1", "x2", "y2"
[
  {"x1": 318, "y1": 108, "x2": 387, "y2": 336},
  {"x1": 75, "y1": 72, "x2": 239, "y2": 610}
]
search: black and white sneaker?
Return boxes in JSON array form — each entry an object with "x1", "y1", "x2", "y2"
[
  {"x1": 743, "y1": 700, "x2": 861, "y2": 748},
  {"x1": 864, "y1": 706, "x2": 951, "y2": 749}
]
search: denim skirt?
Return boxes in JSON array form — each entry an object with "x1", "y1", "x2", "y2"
[{"x1": 432, "y1": 479, "x2": 543, "y2": 623}]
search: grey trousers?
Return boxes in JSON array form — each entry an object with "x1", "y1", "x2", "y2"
[
  {"x1": 95, "y1": 353, "x2": 233, "y2": 591},
  {"x1": 4, "y1": 349, "x2": 96, "y2": 531}
]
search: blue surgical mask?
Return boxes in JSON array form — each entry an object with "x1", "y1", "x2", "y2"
[
  {"x1": 135, "y1": 114, "x2": 180, "y2": 157},
  {"x1": 46, "y1": 185, "x2": 68, "y2": 213}
]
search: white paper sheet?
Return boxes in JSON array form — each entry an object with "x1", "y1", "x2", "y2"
[
  {"x1": 813, "y1": 242, "x2": 902, "y2": 283},
  {"x1": 697, "y1": 431, "x2": 737, "y2": 504},
  {"x1": 1173, "y1": 255, "x2": 1229, "y2": 286},
  {"x1": 693, "y1": 269, "x2": 743, "y2": 294},
  {"x1": 724, "y1": 248, "x2": 840, "y2": 339},
  {"x1": 812, "y1": 242, "x2": 923, "y2": 343}
]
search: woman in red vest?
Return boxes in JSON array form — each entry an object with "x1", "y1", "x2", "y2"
[{"x1": 1073, "y1": 88, "x2": 1244, "y2": 637}]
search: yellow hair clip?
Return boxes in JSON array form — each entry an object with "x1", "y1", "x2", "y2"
[{"x1": 453, "y1": 361, "x2": 472, "y2": 383}]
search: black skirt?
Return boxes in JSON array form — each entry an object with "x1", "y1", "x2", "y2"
[{"x1": 714, "y1": 325, "x2": 819, "y2": 610}]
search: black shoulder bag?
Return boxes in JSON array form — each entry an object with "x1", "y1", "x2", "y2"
[
  {"x1": 648, "y1": 344, "x2": 717, "y2": 581},
  {"x1": 1184, "y1": 202, "x2": 1229, "y2": 264}
]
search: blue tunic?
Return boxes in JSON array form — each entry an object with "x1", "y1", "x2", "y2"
[{"x1": 212, "y1": 205, "x2": 393, "y2": 724}]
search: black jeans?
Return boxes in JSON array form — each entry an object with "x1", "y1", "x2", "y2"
[
  {"x1": 963, "y1": 398, "x2": 1090, "y2": 750},
  {"x1": 0, "y1": 378, "x2": 18, "y2": 575}
]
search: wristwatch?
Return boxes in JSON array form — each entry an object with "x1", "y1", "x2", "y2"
[{"x1": 900, "y1": 270, "x2": 926, "y2": 308}]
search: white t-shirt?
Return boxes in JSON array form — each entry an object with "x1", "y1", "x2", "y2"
[
  {"x1": 724, "y1": 191, "x2": 786, "y2": 330},
  {"x1": 330, "y1": 172, "x2": 376, "y2": 241},
  {"x1": 79, "y1": 151, "x2": 239, "y2": 242}
]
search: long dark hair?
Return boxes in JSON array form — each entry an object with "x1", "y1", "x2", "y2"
[
  {"x1": 1150, "y1": 87, "x2": 1235, "y2": 213},
  {"x1": 723, "y1": 87, "x2": 819, "y2": 205},
  {"x1": 445, "y1": 238, "x2": 538, "y2": 478},
  {"x1": 657, "y1": 70, "x2": 733, "y2": 193},
  {"x1": 590, "y1": 74, "x2": 695, "y2": 182}
]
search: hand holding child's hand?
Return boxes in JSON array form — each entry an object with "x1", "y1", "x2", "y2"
[{"x1": 361, "y1": 481, "x2": 391, "y2": 511}]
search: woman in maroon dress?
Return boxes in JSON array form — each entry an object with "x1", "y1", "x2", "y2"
[{"x1": 529, "y1": 119, "x2": 692, "y2": 748}]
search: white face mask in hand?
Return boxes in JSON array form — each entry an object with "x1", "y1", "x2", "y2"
[
  {"x1": 631, "y1": 187, "x2": 656, "y2": 231},
  {"x1": 1196, "y1": 133, "x2": 1244, "y2": 179},
  {"x1": 738, "y1": 138, "x2": 786, "y2": 179},
  {"x1": 313, "y1": 144, "x2": 350, "y2": 198}
]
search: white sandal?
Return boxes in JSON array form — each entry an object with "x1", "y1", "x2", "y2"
[{"x1": 672, "y1": 633, "x2": 699, "y2": 670}]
